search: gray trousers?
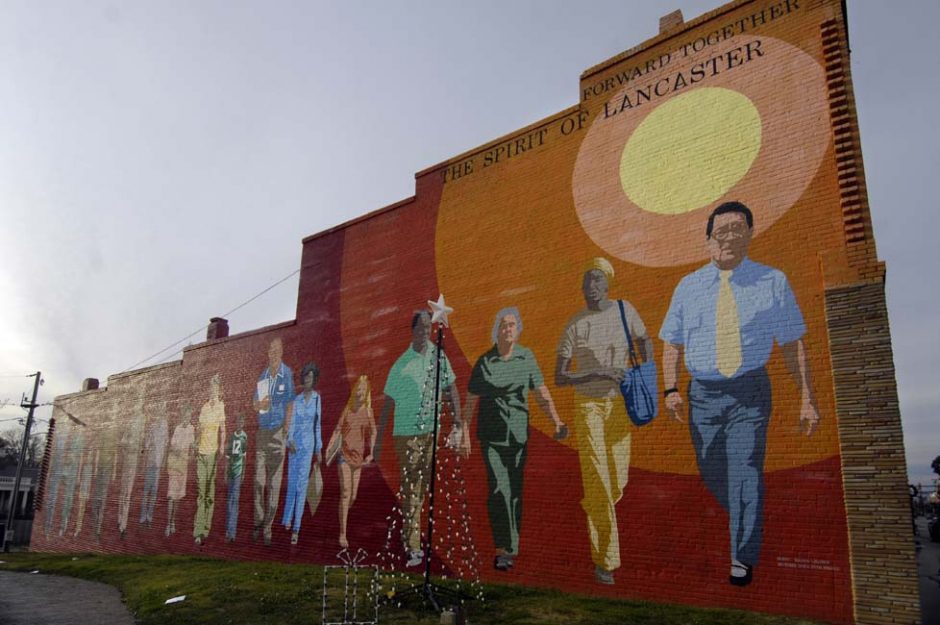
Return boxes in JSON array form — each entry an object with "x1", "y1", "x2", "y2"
[{"x1": 688, "y1": 367, "x2": 771, "y2": 566}]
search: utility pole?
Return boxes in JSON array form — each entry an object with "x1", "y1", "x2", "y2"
[{"x1": 2, "y1": 371, "x2": 41, "y2": 552}]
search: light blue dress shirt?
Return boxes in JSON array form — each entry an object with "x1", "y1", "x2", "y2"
[
  {"x1": 659, "y1": 258, "x2": 805, "y2": 381},
  {"x1": 253, "y1": 362, "x2": 294, "y2": 430}
]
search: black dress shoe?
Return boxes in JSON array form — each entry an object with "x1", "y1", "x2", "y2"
[{"x1": 729, "y1": 563, "x2": 753, "y2": 586}]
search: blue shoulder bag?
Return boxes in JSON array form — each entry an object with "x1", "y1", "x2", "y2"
[{"x1": 617, "y1": 300, "x2": 659, "y2": 426}]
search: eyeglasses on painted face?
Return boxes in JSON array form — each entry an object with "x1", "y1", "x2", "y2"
[{"x1": 711, "y1": 224, "x2": 750, "y2": 240}]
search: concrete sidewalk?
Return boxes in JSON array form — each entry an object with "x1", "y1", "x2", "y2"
[
  {"x1": 917, "y1": 516, "x2": 940, "y2": 625},
  {"x1": 0, "y1": 570, "x2": 135, "y2": 625}
]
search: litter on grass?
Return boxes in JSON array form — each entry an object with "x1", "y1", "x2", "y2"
[{"x1": 165, "y1": 595, "x2": 187, "y2": 605}]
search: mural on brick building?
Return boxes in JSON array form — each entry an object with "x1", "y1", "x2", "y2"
[{"x1": 35, "y1": 1, "x2": 862, "y2": 622}]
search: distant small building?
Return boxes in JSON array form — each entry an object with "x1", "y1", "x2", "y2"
[{"x1": 1, "y1": 465, "x2": 39, "y2": 546}]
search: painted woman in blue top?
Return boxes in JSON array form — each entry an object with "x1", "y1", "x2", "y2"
[{"x1": 282, "y1": 362, "x2": 323, "y2": 545}]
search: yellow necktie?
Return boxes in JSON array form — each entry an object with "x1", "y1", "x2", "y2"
[{"x1": 716, "y1": 270, "x2": 742, "y2": 378}]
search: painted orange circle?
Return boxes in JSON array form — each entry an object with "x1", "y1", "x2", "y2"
[{"x1": 572, "y1": 35, "x2": 830, "y2": 267}]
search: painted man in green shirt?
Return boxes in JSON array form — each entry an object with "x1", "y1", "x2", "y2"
[
  {"x1": 225, "y1": 412, "x2": 249, "y2": 542},
  {"x1": 375, "y1": 310, "x2": 462, "y2": 568},
  {"x1": 460, "y1": 307, "x2": 567, "y2": 571}
]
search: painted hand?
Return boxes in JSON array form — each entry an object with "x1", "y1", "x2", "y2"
[
  {"x1": 553, "y1": 423, "x2": 569, "y2": 441},
  {"x1": 665, "y1": 392, "x2": 685, "y2": 423},
  {"x1": 800, "y1": 400, "x2": 820, "y2": 436},
  {"x1": 601, "y1": 368, "x2": 626, "y2": 382},
  {"x1": 459, "y1": 431, "x2": 471, "y2": 459}
]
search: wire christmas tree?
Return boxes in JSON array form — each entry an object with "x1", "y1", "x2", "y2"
[{"x1": 377, "y1": 295, "x2": 483, "y2": 612}]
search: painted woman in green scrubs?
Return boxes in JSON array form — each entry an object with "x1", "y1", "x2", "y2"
[{"x1": 460, "y1": 306, "x2": 568, "y2": 571}]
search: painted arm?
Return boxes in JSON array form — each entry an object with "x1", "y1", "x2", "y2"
[
  {"x1": 314, "y1": 400, "x2": 322, "y2": 463},
  {"x1": 365, "y1": 408, "x2": 377, "y2": 464},
  {"x1": 445, "y1": 382, "x2": 462, "y2": 427},
  {"x1": 555, "y1": 354, "x2": 624, "y2": 388},
  {"x1": 533, "y1": 385, "x2": 567, "y2": 438},
  {"x1": 326, "y1": 407, "x2": 346, "y2": 462},
  {"x1": 373, "y1": 395, "x2": 394, "y2": 462},
  {"x1": 782, "y1": 339, "x2": 819, "y2": 436},
  {"x1": 662, "y1": 342, "x2": 685, "y2": 423},
  {"x1": 283, "y1": 400, "x2": 294, "y2": 441},
  {"x1": 459, "y1": 393, "x2": 479, "y2": 459}
]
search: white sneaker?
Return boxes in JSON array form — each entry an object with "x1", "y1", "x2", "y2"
[{"x1": 406, "y1": 549, "x2": 424, "y2": 568}]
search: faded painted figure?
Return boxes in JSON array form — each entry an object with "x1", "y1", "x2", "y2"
[
  {"x1": 326, "y1": 375, "x2": 376, "y2": 549},
  {"x1": 376, "y1": 310, "x2": 461, "y2": 569},
  {"x1": 461, "y1": 307, "x2": 567, "y2": 572},
  {"x1": 555, "y1": 258, "x2": 653, "y2": 586},
  {"x1": 660, "y1": 202, "x2": 819, "y2": 587},
  {"x1": 58, "y1": 418, "x2": 87, "y2": 536},
  {"x1": 194, "y1": 374, "x2": 226, "y2": 545},
  {"x1": 139, "y1": 402, "x2": 169, "y2": 526},
  {"x1": 165, "y1": 405, "x2": 196, "y2": 537},
  {"x1": 72, "y1": 421, "x2": 98, "y2": 537},
  {"x1": 252, "y1": 338, "x2": 294, "y2": 545},
  {"x1": 117, "y1": 394, "x2": 146, "y2": 538},
  {"x1": 90, "y1": 408, "x2": 118, "y2": 540},
  {"x1": 282, "y1": 362, "x2": 322, "y2": 545}
]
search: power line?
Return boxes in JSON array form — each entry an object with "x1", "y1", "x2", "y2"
[{"x1": 124, "y1": 267, "x2": 300, "y2": 372}]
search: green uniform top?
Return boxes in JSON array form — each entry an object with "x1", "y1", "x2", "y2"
[
  {"x1": 384, "y1": 341, "x2": 456, "y2": 437},
  {"x1": 468, "y1": 344, "x2": 544, "y2": 446},
  {"x1": 227, "y1": 430, "x2": 249, "y2": 479}
]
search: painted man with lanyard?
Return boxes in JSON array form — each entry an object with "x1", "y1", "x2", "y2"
[
  {"x1": 252, "y1": 337, "x2": 294, "y2": 545},
  {"x1": 660, "y1": 201, "x2": 820, "y2": 587}
]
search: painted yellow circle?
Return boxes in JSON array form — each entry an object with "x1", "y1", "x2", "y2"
[{"x1": 619, "y1": 87, "x2": 762, "y2": 215}]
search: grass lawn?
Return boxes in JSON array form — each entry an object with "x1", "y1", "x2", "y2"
[{"x1": 0, "y1": 552, "x2": 822, "y2": 625}]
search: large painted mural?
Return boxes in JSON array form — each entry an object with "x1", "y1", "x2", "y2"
[{"x1": 35, "y1": 1, "x2": 863, "y2": 622}]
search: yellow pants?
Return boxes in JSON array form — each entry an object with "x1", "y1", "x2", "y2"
[{"x1": 574, "y1": 396, "x2": 631, "y2": 571}]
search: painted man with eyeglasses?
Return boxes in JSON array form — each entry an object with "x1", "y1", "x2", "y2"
[{"x1": 659, "y1": 201, "x2": 820, "y2": 587}]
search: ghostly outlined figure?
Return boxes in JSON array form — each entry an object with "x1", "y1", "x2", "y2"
[
  {"x1": 375, "y1": 310, "x2": 461, "y2": 569},
  {"x1": 139, "y1": 401, "x2": 169, "y2": 526},
  {"x1": 326, "y1": 375, "x2": 376, "y2": 549},
  {"x1": 165, "y1": 405, "x2": 196, "y2": 537},
  {"x1": 117, "y1": 393, "x2": 146, "y2": 538},
  {"x1": 252, "y1": 337, "x2": 294, "y2": 546},
  {"x1": 73, "y1": 417, "x2": 100, "y2": 537},
  {"x1": 461, "y1": 307, "x2": 567, "y2": 571},
  {"x1": 58, "y1": 416, "x2": 87, "y2": 536},
  {"x1": 555, "y1": 258, "x2": 653, "y2": 586},
  {"x1": 282, "y1": 362, "x2": 322, "y2": 545},
  {"x1": 194, "y1": 374, "x2": 226, "y2": 545},
  {"x1": 90, "y1": 406, "x2": 117, "y2": 540},
  {"x1": 224, "y1": 412, "x2": 249, "y2": 542},
  {"x1": 660, "y1": 202, "x2": 819, "y2": 587}
]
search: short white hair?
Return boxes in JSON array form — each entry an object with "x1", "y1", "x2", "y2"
[{"x1": 491, "y1": 307, "x2": 523, "y2": 344}]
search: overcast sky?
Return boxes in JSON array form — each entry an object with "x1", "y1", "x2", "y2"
[{"x1": 0, "y1": 1, "x2": 936, "y2": 483}]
